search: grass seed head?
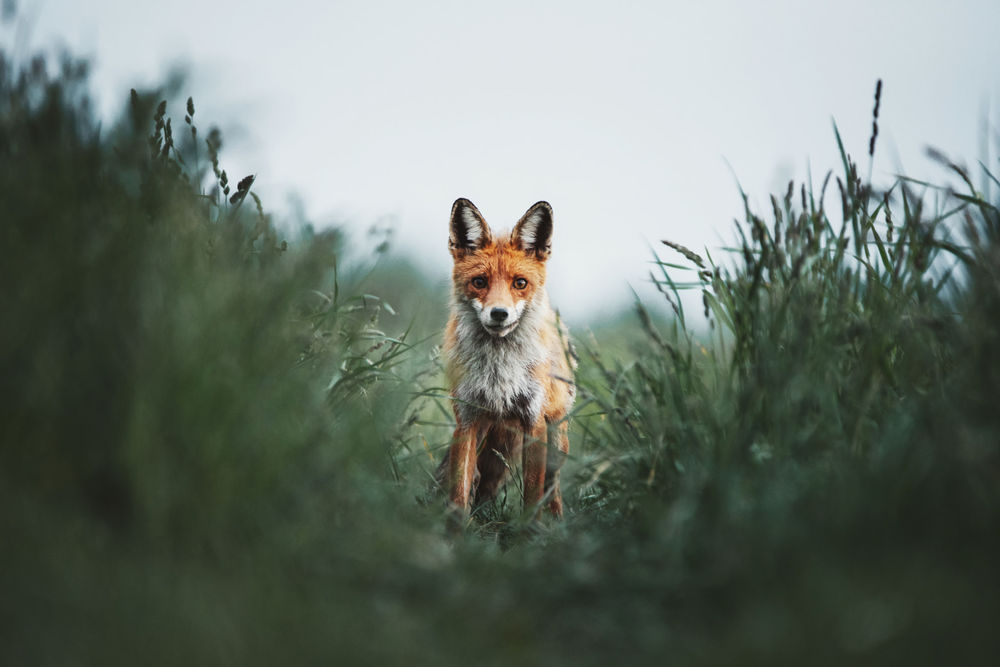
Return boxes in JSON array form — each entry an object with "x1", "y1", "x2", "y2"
[{"x1": 661, "y1": 239, "x2": 706, "y2": 268}]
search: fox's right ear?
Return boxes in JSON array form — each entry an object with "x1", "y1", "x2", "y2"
[{"x1": 449, "y1": 198, "x2": 492, "y2": 257}]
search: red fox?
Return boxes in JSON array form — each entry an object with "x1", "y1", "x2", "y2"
[{"x1": 440, "y1": 198, "x2": 576, "y2": 523}]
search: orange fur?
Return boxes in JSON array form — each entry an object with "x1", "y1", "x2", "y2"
[{"x1": 440, "y1": 199, "x2": 575, "y2": 525}]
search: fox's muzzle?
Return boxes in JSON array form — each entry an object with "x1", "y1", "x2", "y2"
[{"x1": 471, "y1": 298, "x2": 526, "y2": 337}]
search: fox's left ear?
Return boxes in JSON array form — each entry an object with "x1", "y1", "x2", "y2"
[{"x1": 512, "y1": 201, "x2": 553, "y2": 260}]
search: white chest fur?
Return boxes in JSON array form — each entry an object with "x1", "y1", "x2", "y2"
[{"x1": 449, "y1": 301, "x2": 548, "y2": 425}]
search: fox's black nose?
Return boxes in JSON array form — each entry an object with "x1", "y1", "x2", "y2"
[{"x1": 490, "y1": 307, "x2": 509, "y2": 322}]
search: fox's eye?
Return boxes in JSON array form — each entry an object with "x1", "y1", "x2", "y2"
[
  {"x1": 471, "y1": 277, "x2": 487, "y2": 289},
  {"x1": 513, "y1": 278, "x2": 528, "y2": 290}
]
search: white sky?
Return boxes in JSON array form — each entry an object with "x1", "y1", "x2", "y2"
[{"x1": 17, "y1": 0, "x2": 1000, "y2": 322}]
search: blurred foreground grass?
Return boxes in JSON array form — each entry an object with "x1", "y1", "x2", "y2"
[{"x1": 2, "y1": 44, "x2": 998, "y2": 665}]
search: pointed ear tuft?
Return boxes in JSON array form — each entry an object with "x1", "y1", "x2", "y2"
[
  {"x1": 449, "y1": 198, "x2": 492, "y2": 256},
  {"x1": 512, "y1": 201, "x2": 553, "y2": 259}
]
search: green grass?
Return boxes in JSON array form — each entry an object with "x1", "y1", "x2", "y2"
[{"x1": 2, "y1": 43, "x2": 999, "y2": 666}]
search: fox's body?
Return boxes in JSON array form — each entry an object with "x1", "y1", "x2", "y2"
[{"x1": 441, "y1": 198, "x2": 575, "y2": 521}]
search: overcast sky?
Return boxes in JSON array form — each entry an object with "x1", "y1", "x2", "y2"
[{"x1": 18, "y1": 0, "x2": 1000, "y2": 321}]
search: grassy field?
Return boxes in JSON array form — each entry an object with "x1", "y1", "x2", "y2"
[{"x1": 3, "y1": 43, "x2": 999, "y2": 666}]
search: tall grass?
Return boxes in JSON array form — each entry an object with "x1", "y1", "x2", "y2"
[
  {"x1": 570, "y1": 84, "x2": 1000, "y2": 660},
  {"x1": 0, "y1": 46, "x2": 445, "y2": 663},
  {"x1": 2, "y1": 41, "x2": 998, "y2": 665}
]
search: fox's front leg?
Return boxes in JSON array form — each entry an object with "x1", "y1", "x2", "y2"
[
  {"x1": 522, "y1": 419, "x2": 548, "y2": 518},
  {"x1": 545, "y1": 419, "x2": 570, "y2": 518},
  {"x1": 447, "y1": 424, "x2": 478, "y2": 522}
]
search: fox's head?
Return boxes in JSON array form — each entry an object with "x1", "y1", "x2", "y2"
[{"x1": 449, "y1": 198, "x2": 554, "y2": 338}]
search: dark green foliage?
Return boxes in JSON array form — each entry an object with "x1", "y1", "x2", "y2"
[
  {"x1": 2, "y1": 41, "x2": 998, "y2": 666},
  {"x1": 573, "y1": 109, "x2": 1000, "y2": 661},
  {"x1": 0, "y1": 47, "x2": 438, "y2": 659}
]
